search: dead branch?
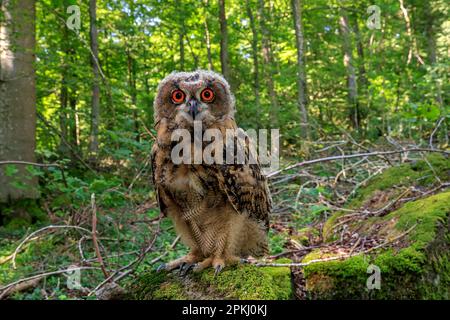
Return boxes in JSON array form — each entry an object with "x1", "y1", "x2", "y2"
[
  {"x1": 91, "y1": 193, "x2": 109, "y2": 278},
  {"x1": 0, "y1": 266, "x2": 101, "y2": 299}
]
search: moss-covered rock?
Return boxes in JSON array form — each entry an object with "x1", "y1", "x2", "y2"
[
  {"x1": 302, "y1": 154, "x2": 450, "y2": 299},
  {"x1": 126, "y1": 259, "x2": 293, "y2": 300}
]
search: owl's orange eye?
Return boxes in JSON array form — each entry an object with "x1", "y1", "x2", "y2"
[
  {"x1": 200, "y1": 88, "x2": 215, "y2": 103},
  {"x1": 171, "y1": 89, "x2": 185, "y2": 104}
]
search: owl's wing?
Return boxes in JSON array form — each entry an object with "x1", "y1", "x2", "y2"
[
  {"x1": 150, "y1": 143, "x2": 168, "y2": 216},
  {"x1": 210, "y1": 130, "x2": 271, "y2": 230}
]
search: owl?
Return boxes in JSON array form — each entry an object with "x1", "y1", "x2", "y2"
[{"x1": 151, "y1": 70, "x2": 271, "y2": 275}]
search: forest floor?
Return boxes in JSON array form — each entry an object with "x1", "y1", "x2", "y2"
[{"x1": 0, "y1": 138, "x2": 448, "y2": 299}]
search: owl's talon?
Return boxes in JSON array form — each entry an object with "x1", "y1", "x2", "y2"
[
  {"x1": 180, "y1": 263, "x2": 195, "y2": 276},
  {"x1": 156, "y1": 263, "x2": 167, "y2": 272},
  {"x1": 214, "y1": 265, "x2": 224, "y2": 277},
  {"x1": 178, "y1": 262, "x2": 187, "y2": 275}
]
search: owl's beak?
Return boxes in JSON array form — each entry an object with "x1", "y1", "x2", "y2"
[{"x1": 188, "y1": 99, "x2": 200, "y2": 119}]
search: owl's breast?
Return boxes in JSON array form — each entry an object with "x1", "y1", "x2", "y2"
[{"x1": 162, "y1": 164, "x2": 224, "y2": 212}]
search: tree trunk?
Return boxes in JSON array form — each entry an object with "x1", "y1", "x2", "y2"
[
  {"x1": 339, "y1": 9, "x2": 359, "y2": 130},
  {"x1": 204, "y1": 0, "x2": 214, "y2": 71},
  {"x1": 69, "y1": 94, "x2": 79, "y2": 150},
  {"x1": 174, "y1": 0, "x2": 185, "y2": 70},
  {"x1": 58, "y1": 13, "x2": 70, "y2": 156},
  {"x1": 246, "y1": 0, "x2": 261, "y2": 120},
  {"x1": 0, "y1": 0, "x2": 38, "y2": 202},
  {"x1": 354, "y1": 19, "x2": 367, "y2": 88},
  {"x1": 127, "y1": 48, "x2": 139, "y2": 141},
  {"x1": 257, "y1": 0, "x2": 278, "y2": 125},
  {"x1": 89, "y1": 0, "x2": 100, "y2": 158},
  {"x1": 218, "y1": 0, "x2": 231, "y2": 83},
  {"x1": 398, "y1": 0, "x2": 424, "y2": 65},
  {"x1": 291, "y1": 0, "x2": 309, "y2": 139}
]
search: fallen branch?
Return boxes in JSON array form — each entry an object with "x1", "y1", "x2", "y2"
[
  {"x1": 0, "y1": 266, "x2": 101, "y2": 299},
  {"x1": 91, "y1": 194, "x2": 109, "y2": 278},
  {"x1": 0, "y1": 278, "x2": 42, "y2": 300}
]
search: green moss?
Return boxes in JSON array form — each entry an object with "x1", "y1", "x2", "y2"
[
  {"x1": 323, "y1": 154, "x2": 449, "y2": 242},
  {"x1": 126, "y1": 270, "x2": 184, "y2": 300},
  {"x1": 127, "y1": 259, "x2": 293, "y2": 300},
  {"x1": 294, "y1": 227, "x2": 320, "y2": 246},
  {"x1": 303, "y1": 191, "x2": 450, "y2": 299},
  {"x1": 351, "y1": 154, "x2": 449, "y2": 208}
]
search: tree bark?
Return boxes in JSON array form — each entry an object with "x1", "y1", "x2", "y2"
[
  {"x1": 58, "y1": 10, "x2": 70, "y2": 156},
  {"x1": 354, "y1": 19, "x2": 367, "y2": 88},
  {"x1": 204, "y1": 0, "x2": 214, "y2": 71},
  {"x1": 246, "y1": 0, "x2": 261, "y2": 117},
  {"x1": 257, "y1": 0, "x2": 278, "y2": 125},
  {"x1": 339, "y1": 9, "x2": 359, "y2": 130},
  {"x1": 89, "y1": 0, "x2": 100, "y2": 158},
  {"x1": 175, "y1": 0, "x2": 185, "y2": 70},
  {"x1": 126, "y1": 47, "x2": 139, "y2": 141},
  {"x1": 291, "y1": 0, "x2": 309, "y2": 139},
  {"x1": 218, "y1": 0, "x2": 231, "y2": 83},
  {"x1": 0, "y1": 0, "x2": 38, "y2": 202},
  {"x1": 398, "y1": 0, "x2": 424, "y2": 65}
]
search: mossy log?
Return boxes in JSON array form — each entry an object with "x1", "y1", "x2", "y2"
[
  {"x1": 126, "y1": 260, "x2": 293, "y2": 300},
  {"x1": 302, "y1": 154, "x2": 450, "y2": 299}
]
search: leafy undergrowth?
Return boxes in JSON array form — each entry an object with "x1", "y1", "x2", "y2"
[{"x1": 0, "y1": 159, "x2": 188, "y2": 300}]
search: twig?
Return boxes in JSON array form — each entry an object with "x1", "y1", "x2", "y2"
[
  {"x1": 0, "y1": 160, "x2": 68, "y2": 188},
  {"x1": 88, "y1": 221, "x2": 164, "y2": 296},
  {"x1": 11, "y1": 225, "x2": 91, "y2": 269},
  {"x1": 91, "y1": 194, "x2": 109, "y2": 279},
  {"x1": 429, "y1": 116, "x2": 446, "y2": 149}
]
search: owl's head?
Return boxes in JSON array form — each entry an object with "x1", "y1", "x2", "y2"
[{"x1": 154, "y1": 70, "x2": 235, "y2": 128}]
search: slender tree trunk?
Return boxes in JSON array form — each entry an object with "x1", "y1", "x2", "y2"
[
  {"x1": 291, "y1": 0, "x2": 309, "y2": 139},
  {"x1": 179, "y1": 29, "x2": 185, "y2": 70},
  {"x1": 258, "y1": 0, "x2": 278, "y2": 125},
  {"x1": 354, "y1": 19, "x2": 367, "y2": 88},
  {"x1": 127, "y1": 48, "x2": 139, "y2": 141},
  {"x1": 339, "y1": 9, "x2": 359, "y2": 130},
  {"x1": 69, "y1": 95, "x2": 79, "y2": 149},
  {"x1": 218, "y1": 0, "x2": 231, "y2": 83},
  {"x1": 423, "y1": 5, "x2": 445, "y2": 145},
  {"x1": 175, "y1": 0, "x2": 185, "y2": 70},
  {"x1": 0, "y1": 0, "x2": 38, "y2": 202},
  {"x1": 59, "y1": 14, "x2": 70, "y2": 156},
  {"x1": 204, "y1": 0, "x2": 214, "y2": 71},
  {"x1": 89, "y1": 0, "x2": 100, "y2": 158},
  {"x1": 399, "y1": 0, "x2": 424, "y2": 65},
  {"x1": 246, "y1": 0, "x2": 261, "y2": 118}
]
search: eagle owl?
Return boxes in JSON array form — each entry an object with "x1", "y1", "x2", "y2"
[{"x1": 151, "y1": 70, "x2": 271, "y2": 274}]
